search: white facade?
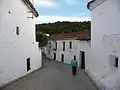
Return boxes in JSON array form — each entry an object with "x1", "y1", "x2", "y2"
[
  {"x1": 0, "y1": 0, "x2": 42, "y2": 86},
  {"x1": 44, "y1": 39, "x2": 90, "y2": 68},
  {"x1": 87, "y1": 0, "x2": 120, "y2": 89}
]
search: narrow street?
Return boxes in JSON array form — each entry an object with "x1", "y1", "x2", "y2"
[{"x1": 1, "y1": 55, "x2": 97, "y2": 90}]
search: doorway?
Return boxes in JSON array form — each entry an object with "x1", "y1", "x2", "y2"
[
  {"x1": 53, "y1": 53, "x2": 56, "y2": 60},
  {"x1": 115, "y1": 57, "x2": 119, "y2": 68},
  {"x1": 80, "y1": 51, "x2": 85, "y2": 69},
  {"x1": 27, "y1": 57, "x2": 31, "y2": 72},
  {"x1": 61, "y1": 54, "x2": 64, "y2": 63}
]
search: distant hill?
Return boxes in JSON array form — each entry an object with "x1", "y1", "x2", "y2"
[{"x1": 36, "y1": 21, "x2": 91, "y2": 35}]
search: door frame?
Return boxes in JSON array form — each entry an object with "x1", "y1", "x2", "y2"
[
  {"x1": 53, "y1": 53, "x2": 56, "y2": 60},
  {"x1": 61, "y1": 54, "x2": 64, "y2": 63},
  {"x1": 80, "y1": 51, "x2": 85, "y2": 69}
]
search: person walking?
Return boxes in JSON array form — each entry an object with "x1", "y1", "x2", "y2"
[{"x1": 71, "y1": 57, "x2": 78, "y2": 75}]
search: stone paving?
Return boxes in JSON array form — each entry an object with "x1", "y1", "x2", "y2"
[{"x1": 1, "y1": 56, "x2": 97, "y2": 90}]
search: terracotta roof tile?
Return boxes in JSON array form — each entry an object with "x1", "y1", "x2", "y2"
[{"x1": 50, "y1": 30, "x2": 91, "y2": 40}]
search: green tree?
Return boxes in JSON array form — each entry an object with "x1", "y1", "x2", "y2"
[
  {"x1": 36, "y1": 32, "x2": 48, "y2": 48},
  {"x1": 36, "y1": 21, "x2": 91, "y2": 35}
]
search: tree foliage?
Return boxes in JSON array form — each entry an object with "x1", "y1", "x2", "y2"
[
  {"x1": 36, "y1": 32, "x2": 48, "y2": 48},
  {"x1": 36, "y1": 21, "x2": 91, "y2": 35},
  {"x1": 36, "y1": 21, "x2": 91, "y2": 47}
]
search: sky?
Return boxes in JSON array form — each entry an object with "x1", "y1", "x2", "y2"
[{"x1": 34, "y1": 0, "x2": 91, "y2": 23}]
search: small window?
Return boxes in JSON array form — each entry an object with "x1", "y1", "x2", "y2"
[
  {"x1": 53, "y1": 41, "x2": 57, "y2": 51},
  {"x1": 115, "y1": 57, "x2": 118, "y2": 68},
  {"x1": 27, "y1": 57, "x2": 31, "y2": 72},
  {"x1": 16, "y1": 26, "x2": 20, "y2": 35},
  {"x1": 8, "y1": 10, "x2": 12, "y2": 14},
  {"x1": 53, "y1": 53, "x2": 56, "y2": 60},
  {"x1": 63, "y1": 42, "x2": 65, "y2": 51},
  {"x1": 109, "y1": 55, "x2": 119, "y2": 68},
  {"x1": 55, "y1": 42, "x2": 57, "y2": 50},
  {"x1": 74, "y1": 55, "x2": 76, "y2": 60},
  {"x1": 61, "y1": 54, "x2": 64, "y2": 63},
  {"x1": 70, "y1": 42, "x2": 72, "y2": 49}
]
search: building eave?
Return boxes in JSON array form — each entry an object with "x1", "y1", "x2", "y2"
[
  {"x1": 87, "y1": 0, "x2": 96, "y2": 11},
  {"x1": 22, "y1": 0, "x2": 39, "y2": 17},
  {"x1": 50, "y1": 37, "x2": 91, "y2": 41},
  {"x1": 75, "y1": 38, "x2": 91, "y2": 41},
  {"x1": 87, "y1": 0, "x2": 107, "y2": 11}
]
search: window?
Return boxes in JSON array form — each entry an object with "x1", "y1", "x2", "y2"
[
  {"x1": 27, "y1": 57, "x2": 31, "y2": 72},
  {"x1": 63, "y1": 42, "x2": 65, "y2": 51},
  {"x1": 61, "y1": 54, "x2": 64, "y2": 63},
  {"x1": 74, "y1": 55, "x2": 76, "y2": 60},
  {"x1": 16, "y1": 26, "x2": 20, "y2": 35},
  {"x1": 69, "y1": 42, "x2": 72, "y2": 49},
  {"x1": 115, "y1": 57, "x2": 118, "y2": 68},
  {"x1": 53, "y1": 41, "x2": 57, "y2": 51},
  {"x1": 8, "y1": 10, "x2": 12, "y2": 14},
  {"x1": 109, "y1": 55, "x2": 119, "y2": 68},
  {"x1": 55, "y1": 42, "x2": 57, "y2": 50},
  {"x1": 53, "y1": 53, "x2": 56, "y2": 60}
]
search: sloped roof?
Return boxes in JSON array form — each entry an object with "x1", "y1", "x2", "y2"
[
  {"x1": 50, "y1": 30, "x2": 91, "y2": 40},
  {"x1": 22, "y1": 0, "x2": 39, "y2": 17}
]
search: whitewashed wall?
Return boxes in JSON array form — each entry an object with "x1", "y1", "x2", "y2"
[
  {"x1": 0, "y1": 0, "x2": 42, "y2": 86},
  {"x1": 45, "y1": 39, "x2": 90, "y2": 67},
  {"x1": 45, "y1": 40, "x2": 54, "y2": 59},
  {"x1": 78, "y1": 41, "x2": 91, "y2": 69},
  {"x1": 88, "y1": 0, "x2": 120, "y2": 89},
  {"x1": 55, "y1": 40, "x2": 79, "y2": 64}
]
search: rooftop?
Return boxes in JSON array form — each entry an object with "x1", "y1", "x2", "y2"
[{"x1": 50, "y1": 30, "x2": 91, "y2": 40}]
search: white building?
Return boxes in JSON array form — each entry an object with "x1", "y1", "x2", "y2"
[
  {"x1": 0, "y1": 0, "x2": 42, "y2": 86},
  {"x1": 87, "y1": 0, "x2": 120, "y2": 89},
  {"x1": 44, "y1": 30, "x2": 90, "y2": 69}
]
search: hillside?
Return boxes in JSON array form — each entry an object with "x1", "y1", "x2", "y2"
[{"x1": 36, "y1": 21, "x2": 91, "y2": 35}]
